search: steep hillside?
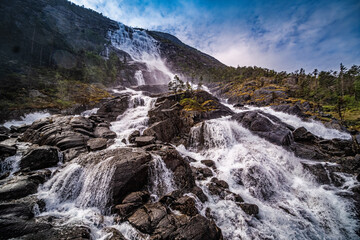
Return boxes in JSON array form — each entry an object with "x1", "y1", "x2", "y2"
[{"x1": 0, "y1": 0, "x2": 224, "y2": 120}]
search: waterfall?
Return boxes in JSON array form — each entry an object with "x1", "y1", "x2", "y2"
[
  {"x1": 177, "y1": 117, "x2": 358, "y2": 240},
  {"x1": 134, "y1": 70, "x2": 145, "y2": 85},
  {"x1": 110, "y1": 88, "x2": 156, "y2": 146},
  {"x1": 148, "y1": 154, "x2": 177, "y2": 201},
  {"x1": 108, "y1": 23, "x2": 174, "y2": 84}
]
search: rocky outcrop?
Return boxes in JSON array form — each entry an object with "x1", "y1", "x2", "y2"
[
  {"x1": 75, "y1": 148, "x2": 152, "y2": 205},
  {"x1": 0, "y1": 170, "x2": 51, "y2": 201},
  {"x1": 96, "y1": 95, "x2": 129, "y2": 121},
  {"x1": 19, "y1": 146, "x2": 60, "y2": 171},
  {"x1": 232, "y1": 110, "x2": 294, "y2": 146},
  {"x1": 143, "y1": 90, "x2": 233, "y2": 144},
  {"x1": 0, "y1": 144, "x2": 16, "y2": 160},
  {"x1": 20, "y1": 115, "x2": 116, "y2": 161},
  {"x1": 127, "y1": 201, "x2": 222, "y2": 240}
]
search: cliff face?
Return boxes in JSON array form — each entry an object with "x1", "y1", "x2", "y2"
[{"x1": 0, "y1": 0, "x2": 117, "y2": 68}]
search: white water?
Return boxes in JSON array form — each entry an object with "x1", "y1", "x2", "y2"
[
  {"x1": 108, "y1": 23, "x2": 174, "y2": 84},
  {"x1": 225, "y1": 103, "x2": 351, "y2": 140},
  {"x1": 176, "y1": 116, "x2": 358, "y2": 240},
  {"x1": 2, "y1": 111, "x2": 50, "y2": 129},
  {"x1": 148, "y1": 154, "x2": 176, "y2": 201},
  {"x1": 134, "y1": 70, "x2": 145, "y2": 85}
]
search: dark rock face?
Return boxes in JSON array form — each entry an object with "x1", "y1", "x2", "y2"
[
  {"x1": 232, "y1": 110, "x2": 293, "y2": 146},
  {"x1": 127, "y1": 201, "x2": 222, "y2": 240},
  {"x1": 114, "y1": 191, "x2": 150, "y2": 217},
  {"x1": 143, "y1": 90, "x2": 233, "y2": 144},
  {"x1": 239, "y1": 203, "x2": 259, "y2": 215},
  {"x1": 87, "y1": 138, "x2": 108, "y2": 151},
  {"x1": 0, "y1": 170, "x2": 51, "y2": 201},
  {"x1": 271, "y1": 103, "x2": 308, "y2": 118},
  {"x1": 0, "y1": 144, "x2": 17, "y2": 159},
  {"x1": 96, "y1": 95, "x2": 129, "y2": 121},
  {"x1": 75, "y1": 148, "x2": 152, "y2": 205},
  {"x1": 18, "y1": 225, "x2": 91, "y2": 240},
  {"x1": 20, "y1": 115, "x2": 115, "y2": 161},
  {"x1": 135, "y1": 136, "x2": 156, "y2": 147},
  {"x1": 152, "y1": 145, "x2": 195, "y2": 191},
  {"x1": 128, "y1": 130, "x2": 140, "y2": 143},
  {"x1": 171, "y1": 196, "x2": 199, "y2": 216},
  {"x1": 19, "y1": 146, "x2": 59, "y2": 171}
]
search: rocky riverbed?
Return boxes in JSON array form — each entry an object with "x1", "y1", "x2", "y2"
[{"x1": 0, "y1": 87, "x2": 359, "y2": 239}]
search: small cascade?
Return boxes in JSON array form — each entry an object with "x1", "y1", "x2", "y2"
[
  {"x1": 38, "y1": 156, "x2": 116, "y2": 215},
  {"x1": 177, "y1": 117, "x2": 358, "y2": 240},
  {"x1": 240, "y1": 105, "x2": 351, "y2": 140},
  {"x1": 2, "y1": 111, "x2": 50, "y2": 129},
  {"x1": 110, "y1": 89, "x2": 156, "y2": 146},
  {"x1": 108, "y1": 22, "x2": 174, "y2": 84},
  {"x1": 148, "y1": 154, "x2": 177, "y2": 201},
  {"x1": 134, "y1": 70, "x2": 145, "y2": 85}
]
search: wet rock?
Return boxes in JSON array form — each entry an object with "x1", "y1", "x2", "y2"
[
  {"x1": 169, "y1": 214, "x2": 223, "y2": 240},
  {"x1": 153, "y1": 145, "x2": 195, "y2": 190},
  {"x1": 115, "y1": 191, "x2": 150, "y2": 217},
  {"x1": 192, "y1": 167, "x2": 213, "y2": 180},
  {"x1": 102, "y1": 227, "x2": 127, "y2": 240},
  {"x1": 207, "y1": 177, "x2": 229, "y2": 199},
  {"x1": 135, "y1": 136, "x2": 156, "y2": 147},
  {"x1": 87, "y1": 138, "x2": 107, "y2": 151},
  {"x1": 10, "y1": 124, "x2": 30, "y2": 133},
  {"x1": 0, "y1": 217, "x2": 52, "y2": 239},
  {"x1": 143, "y1": 119, "x2": 180, "y2": 143},
  {"x1": 97, "y1": 95, "x2": 129, "y2": 121},
  {"x1": 293, "y1": 127, "x2": 316, "y2": 142},
  {"x1": 76, "y1": 148, "x2": 152, "y2": 205},
  {"x1": 19, "y1": 225, "x2": 91, "y2": 240},
  {"x1": 0, "y1": 170, "x2": 51, "y2": 201},
  {"x1": 232, "y1": 110, "x2": 293, "y2": 146},
  {"x1": 0, "y1": 144, "x2": 17, "y2": 159},
  {"x1": 94, "y1": 127, "x2": 117, "y2": 139},
  {"x1": 56, "y1": 134, "x2": 89, "y2": 150},
  {"x1": 19, "y1": 146, "x2": 59, "y2": 171},
  {"x1": 201, "y1": 159, "x2": 216, "y2": 169},
  {"x1": 239, "y1": 203, "x2": 259, "y2": 215},
  {"x1": 128, "y1": 130, "x2": 140, "y2": 143},
  {"x1": 0, "y1": 134, "x2": 9, "y2": 141},
  {"x1": 191, "y1": 186, "x2": 208, "y2": 202},
  {"x1": 271, "y1": 103, "x2": 306, "y2": 118},
  {"x1": 171, "y1": 196, "x2": 199, "y2": 216},
  {"x1": 128, "y1": 202, "x2": 168, "y2": 234}
]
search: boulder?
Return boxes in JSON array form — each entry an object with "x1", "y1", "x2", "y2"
[
  {"x1": 19, "y1": 225, "x2": 91, "y2": 240},
  {"x1": 171, "y1": 196, "x2": 198, "y2": 216},
  {"x1": 97, "y1": 95, "x2": 129, "y2": 121},
  {"x1": 0, "y1": 144, "x2": 17, "y2": 159},
  {"x1": 135, "y1": 136, "x2": 156, "y2": 147},
  {"x1": 19, "y1": 146, "x2": 59, "y2": 171},
  {"x1": 87, "y1": 138, "x2": 107, "y2": 151},
  {"x1": 94, "y1": 127, "x2": 117, "y2": 139},
  {"x1": 169, "y1": 214, "x2": 223, "y2": 240},
  {"x1": 114, "y1": 191, "x2": 150, "y2": 217},
  {"x1": 232, "y1": 110, "x2": 293, "y2": 146},
  {"x1": 128, "y1": 130, "x2": 140, "y2": 143},
  {"x1": 0, "y1": 170, "x2": 51, "y2": 201},
  {"x1": 152, "y1": 145, "x2": 195, "y2": 191},
  {"x1": 76, "y1": 148, "x2": 152, "y2": 205},
  {"x1": 292, "y1": 127, "x2": 316, "y2": 142},
  {"x1": 239, "y1": 203, "x2": 259, "y2": 215}
]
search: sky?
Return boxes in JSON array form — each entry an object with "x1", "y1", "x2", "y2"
[{"x1": 69, "y1": 0, "x2": 360, "y2": 72}]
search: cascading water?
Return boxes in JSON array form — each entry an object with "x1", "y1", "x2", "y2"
[
  {"x1": 110, "y1": 88, "x2": 156, "y2": 146},
  {"x1": 148, "y1": 154, "x2": 177, "y2": 201},
  {"x1": 176, "y1": 116, "x2": 358, "y2": 240},
  {"x1": 134, "y1": 70, "x2": 145, "y2": 85},
  {"x1": 108, "y1": 23, "x2": 174, "y2": 85}
]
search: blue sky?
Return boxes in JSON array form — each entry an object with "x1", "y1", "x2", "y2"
[{"x1": 69, "y1": 0, "x2": 360, "y2": 72}]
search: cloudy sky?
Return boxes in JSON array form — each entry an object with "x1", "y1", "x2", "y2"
[{"x1": 69, "y1": 0, "x2": 360, "y2": 72}]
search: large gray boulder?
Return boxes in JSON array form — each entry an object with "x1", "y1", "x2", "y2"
[
  {"x1": 19, "y1": 146, "x2": 59, "y2": 171},
  {"x1": 232, "y1": 110, "x2": 293, "y2": 146}
]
